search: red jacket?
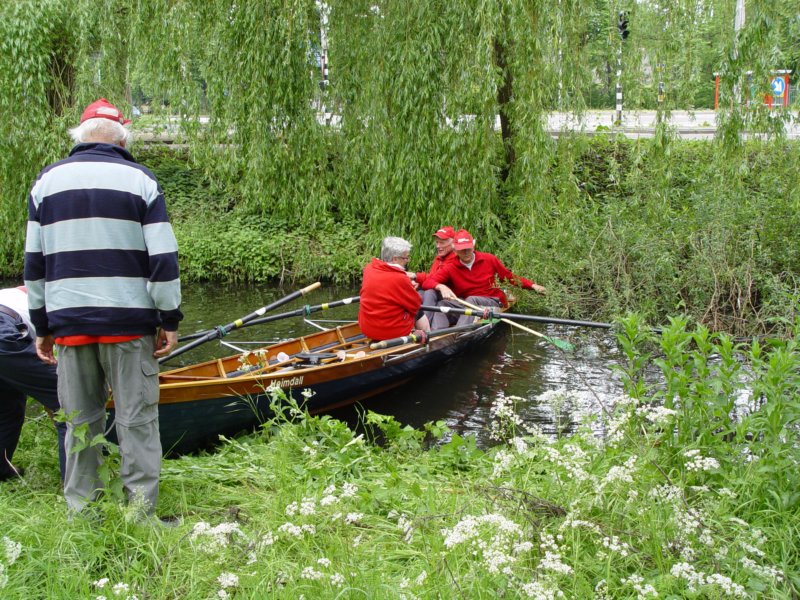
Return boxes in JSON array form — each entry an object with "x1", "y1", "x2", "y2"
[
  {"x1": 358, "y1": 258, "x2": 422, "y2": 340},
  {"x1": 420, "y1": 251, "x2": 535, "y2": 307},
  {"x1": 415, "y1": 251, "x2": 458, "y2": 284}
]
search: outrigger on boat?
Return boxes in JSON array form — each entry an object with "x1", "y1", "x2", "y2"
[{"x1": 107, "y1": 311, "x2": 502, "y2": 455}]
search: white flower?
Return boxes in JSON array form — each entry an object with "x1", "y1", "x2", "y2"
[
  {"x1": 330, "y1": 573, "x2": 345, "y2": 587},
  {"x1": 683, "y1": 449, "x2": 720, "y2": 472},
  {"x1": 189, "y1": 521, "x2": 246, "y2": 553},
  {"x1": 538, "y1": 551, "x2": 573, "y2": 574},
  {"x1": 492, "y1": 448, "x2": 514, "y2": 478},
  {"x1": 622, "y1": 573, "x2": 659, "y2": 598},
  {"x1": 320, "y1": 494, "x2": 339, "y2": 506},
  {"x1": 317, "y1": 557, "x2": 331, "y2": 568},
  {"x1": 3, "y1": 538, "x2": 21, "y2": 565},
  {"x1": 341, "y1": 482, "x2": 358, "y2": 498},
  {"x1": 93, "y1": 578, "x2": 110, "y2": 589},
  {"x1": 112, "y1": 582, "x2": 130, "y2": 596},
  {"x1": 217, "y1": 572, "x2": 239, "y2": 588},
  {"x1": 300, "y1": 566, "x2": 324, "y2": 580},
  {"x1": 520, "y1": 580, "x2": 565, "y2": 599},
  {"x1": 601, "y1": 536, "x2": 631, "y2": 557},
  {"x1": 740, "y1": 557, "x2": 783, "y2": 582},
  {"x1": 345, "y1": 512, "x2": 364, "y2": 525}
]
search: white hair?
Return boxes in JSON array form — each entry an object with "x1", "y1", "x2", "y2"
[
  {"x1": 69, "y1": 118, "x2": 131, "y2": 146},
  {"x1": 381, "y1": 236, "x2": 412, "y2": 263}
]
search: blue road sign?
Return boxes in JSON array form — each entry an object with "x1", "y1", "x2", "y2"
[{"x1": 771, "y1": 77, "x2": 786, "y2": 98}]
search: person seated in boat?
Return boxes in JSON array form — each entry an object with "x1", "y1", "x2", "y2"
[
  {"x1": 407, "y1": 226, "x2": 459, "y2": 325},
  {"x1": 358, "y1": 237, "x2": 431, "y2": 341},
  {"x1": 420, "y1": 229, "x2": 546, "y2": 329}
]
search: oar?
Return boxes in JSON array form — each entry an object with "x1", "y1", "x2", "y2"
[
  {"x1": 452, "y1": 298, "x2": 575, "y2": 352},
  {"x1": 369, "y1": 322, "x2": 484, "y2": 350},
  {"x1": 420, "y1": 305, "x2": 612, "y2": 330},
  {"x1": 179, "y1": 296, "x2": 360, "y2": 342},
  {"x1": 161, "y1": 281, "x2": 322, "y2": 363}
]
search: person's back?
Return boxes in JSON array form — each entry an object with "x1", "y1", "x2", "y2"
[
  {"x1": 24, "y1": 98, "x2": 182, "y2": 521},
  {"x1": 358, "y1": 237, "x2": 428, "y2": 341},
  {"x1": 28, "y1": 142, "x2": 179, "y2": 338}
]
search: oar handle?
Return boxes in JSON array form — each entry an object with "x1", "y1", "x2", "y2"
[
  {"x1": 161, "y1": 282, "x2": 322, "y2": 364},
  {"x1": 369, "y1": 323, "x2": 483, "y2": 350},
  {"x1": 224, "y1": 281, "x2": 322, "y2": 333},
  {"x1": 178, "y1": 288, "x2": 351, "y2": 343},
  {"x1": 246, "y1": 296, "x2": 360, "y2": 329},
  {"x1": 159, "y1": 328, "x2": 219, "y2": 363}
]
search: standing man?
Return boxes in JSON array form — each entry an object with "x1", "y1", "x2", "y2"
[
  {"x1": 421, "y1": 229, "x2": 545, "y2": 329},
  {"x1": 0, "y1": 285, "x2": 66, "y2": 482},
  {"x1": 359, "y1": 237, "x2": 430, "y2": 341},
  {"x1": 24, "y1": 98, "x2": 182, "y2": 519}
]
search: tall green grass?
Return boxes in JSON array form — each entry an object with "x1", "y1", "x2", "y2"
[{"x1": 2, "y1": 323, "x2": 798, "y2": 598}]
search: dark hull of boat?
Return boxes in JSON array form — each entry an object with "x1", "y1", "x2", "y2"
[{"x1": 107, "y1": 321, "x2": 497, "y2": 455}]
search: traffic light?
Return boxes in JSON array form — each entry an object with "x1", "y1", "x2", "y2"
[{"x1": 617, "y1": 11, "x2": 629, "y2": 40}]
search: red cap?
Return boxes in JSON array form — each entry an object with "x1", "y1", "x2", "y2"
[
  {"x1": 80, "y1": 98, "x2": 131, "y2": 125},
  {"x1": 433, "y1": 226, "x2": 455, "y2": 240},
  {"x1": 453, "y1": 229, "x2": 475, "y2": 250}
]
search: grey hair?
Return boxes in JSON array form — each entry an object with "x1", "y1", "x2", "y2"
[
  {"x1": 69, "y1": 118, "x2": 131, "y2": 146},
  {"x1": 381, "y1": 236, "x2": 412, "y2": 263}
]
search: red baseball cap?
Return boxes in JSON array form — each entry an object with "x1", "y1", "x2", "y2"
[
  {"x1": 453, "y1": 229, "x2": 475, "y2": 250},
  {"x1": 80, "y1": 98, "x2": 131, "y2": 125},
  {"x1": 433, "y1": 226, "x2": 455, "y2": 240}
]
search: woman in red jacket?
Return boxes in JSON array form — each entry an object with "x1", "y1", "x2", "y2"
[{"x1": 358, "y1": 237, "x2": 430, "y2": 341}]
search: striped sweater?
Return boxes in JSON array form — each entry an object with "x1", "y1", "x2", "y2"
[{"x1": 23, "y1": 143, "x2": 182, "y2": 339}]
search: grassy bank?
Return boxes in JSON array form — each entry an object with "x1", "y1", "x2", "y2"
[{"x1": 1, "y1": 319, "x2": 797, "y2": 598}]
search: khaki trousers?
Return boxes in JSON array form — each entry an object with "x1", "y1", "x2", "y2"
[{"x1": 57, "y1": 337, "x2": 161, "y2": 515}]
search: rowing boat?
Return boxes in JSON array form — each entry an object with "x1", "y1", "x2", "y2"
[{"x1": 107, "y1": 318, "x2": 500, "y2": 454}]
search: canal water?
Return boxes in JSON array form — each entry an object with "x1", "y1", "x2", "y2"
[{"x1": 176, "y1": 282, "x2": 628, "y2": 445}]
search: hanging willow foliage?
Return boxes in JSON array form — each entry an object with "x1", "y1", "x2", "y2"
[{"x1": 0, "y1": 0, "x2": 797, "y2": 275}]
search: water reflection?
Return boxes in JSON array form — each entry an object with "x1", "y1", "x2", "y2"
[{"x1": 173, "y1": 281, "x2": 628, "y2": 446}]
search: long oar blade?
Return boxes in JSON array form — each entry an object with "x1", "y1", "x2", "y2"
[
  {"x1": 161, "y1": 282, "x2": 322, "y2": 364},
  {"x1": 451, "y1": 298, "x2": 575, "y2": 353}
]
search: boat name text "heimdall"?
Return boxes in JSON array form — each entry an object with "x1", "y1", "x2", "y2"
[{"x1": 270, "y1": 376, "x2": 304, "y2": 390}]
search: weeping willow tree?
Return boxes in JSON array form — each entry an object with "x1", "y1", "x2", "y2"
[{"x1": 1, "y1": 0, "x2": 798, "y2": 331}]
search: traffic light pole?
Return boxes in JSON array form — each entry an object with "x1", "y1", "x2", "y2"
[
  {"x1": 615, "y1": 11, "x2": 628, "y2": 125},
  {"x1": 615, "y1": 42, "x2": 623, "y2": 124}
]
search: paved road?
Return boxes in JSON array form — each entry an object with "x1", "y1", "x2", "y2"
[
  {"x1": 137, "y1": 109, "x2": 800, "y2": 143},
  {"x1": 546, "y1": 109, "x2": 799, "y2": 139}
]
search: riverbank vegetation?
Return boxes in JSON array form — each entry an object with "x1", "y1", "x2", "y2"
[
  {"x1": 2, "y1": 1, "x2": 799, "y2": 336},
  {"x1": 1, "y1": 319, "x2": 798, "y2": 598}
]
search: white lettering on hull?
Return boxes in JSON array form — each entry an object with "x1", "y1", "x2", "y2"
[{"x1": 268, "y1": 376, "x2": 305, "y2": 390}]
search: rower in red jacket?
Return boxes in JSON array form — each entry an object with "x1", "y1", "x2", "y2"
[
  {"x1": 420, "y1": 229, "x2": 546, "y2": 329},
  {"x1": 407, "y1": 226, "x2": 459, "y2": 325},
  {"x1": 358, "y1": 237, "x2": 430, "y2": 341}
]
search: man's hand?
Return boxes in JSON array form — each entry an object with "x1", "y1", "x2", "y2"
[
  {"x1": 532, "y1": 284, "x2": 546, "y2": 295},
  {"x1": 436, "y1": 284, "x2": 456, "y2": 300},
  {"x1": 36, "y1": 335, "x2": 57, "y2": 365},
  {"x1": 154, "y1": 329, "x2": 178, "y2": 358}
]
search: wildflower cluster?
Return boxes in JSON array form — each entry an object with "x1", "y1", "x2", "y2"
[
  {"x1": 489, "y1": 395, "x2": 525, "y2": 442},
  {"x1": 216, "y1": 572, "x2": 239, "y2": 599},
  {"x1": 442, "y1": 513, "x2": 534, "y2": 576},
  {"x1": 0, "y1": 537, "x2": 21, "y2": 590},
  {"x1": 189, "y1": 521, "x2": 247, "y2": 553},
  {"x1": 670, "y1": 562, "x2": 747, "y2": 597},
  {"x1": 683, "y1": 449, "x2": 720, "y2": 473},
  {"x1": 620, "y1": 573, "x2": 658, "y2": 599},
  {"x1": 93, "y1": 578, "x2": 139, "y2": 600}
]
